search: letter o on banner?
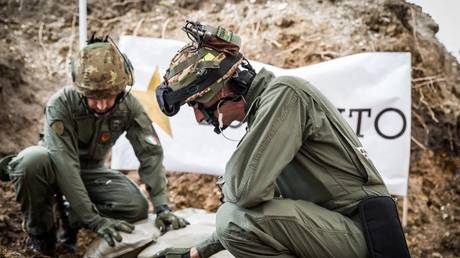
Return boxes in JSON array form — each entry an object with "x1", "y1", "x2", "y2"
[{"x1": 375, "y1": 108, "x2": 407, "y2": 139}]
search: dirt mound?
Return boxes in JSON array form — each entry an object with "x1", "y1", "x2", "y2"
[{"x1": 0, "y1": 0, "x2": 458, "y2": 257}]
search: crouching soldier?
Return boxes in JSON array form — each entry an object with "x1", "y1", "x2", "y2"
[
  {"x1": 0, "y1": 35, "x2": 188, "y2": 256},
  {"x1": 153, "y1": 21, "x2": 410, "y2": 258}
]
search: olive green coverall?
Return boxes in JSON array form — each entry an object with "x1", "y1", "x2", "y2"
[
  {"x1": 196, "y1": 69, "x2": 390, "y2": 258},
  {"x1": 7, "y1": 86, "x2": 168, "y2": 235}
]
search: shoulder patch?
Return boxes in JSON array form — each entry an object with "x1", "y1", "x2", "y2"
[
  {"x1": 145, "y1": 135, "x2": 159, "y2": 146},
  {"x1": 51, "y1": 121, "x2": 64, "y2": 135}
]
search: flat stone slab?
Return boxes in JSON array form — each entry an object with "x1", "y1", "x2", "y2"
[
  {"x1": 84, "y1": 215, "x2": 160, "y2": 258},
  {"x1": 138, "y1": 209, "x2": 233, "y2": 258},
  {"x1": 84, "y1": 208, "x2": 233, "y2": 258}
]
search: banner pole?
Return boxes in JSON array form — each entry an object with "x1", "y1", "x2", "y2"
[
  {"x1": 402, "y1": 196, "x2": 408, "y2": 228},
  {"x1": 79, "y1": 0, "x2": 87, "y2": 49}
]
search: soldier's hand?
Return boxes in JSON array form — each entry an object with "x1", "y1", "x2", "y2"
[
  {"x1": 154, "y1": 205, "x2": 189, "y2": 233},
  {"x1": 151, "y1": 247, "x2": 191, "y2": 258},
  {"x1": 94, "y1": 218, "x2": 135, "y2": 247}
]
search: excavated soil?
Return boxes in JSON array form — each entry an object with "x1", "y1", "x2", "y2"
[{"x1": 0, "y1": 0, "x2": 459, "y2": 257}]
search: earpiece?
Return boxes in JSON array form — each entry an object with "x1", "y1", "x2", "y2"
[
  {"x1": 229, "y1": 68, "x2": 255, "y2": 95},
  {"x1": 229, "y1": 58, "x2": 256, "y2": 95}
]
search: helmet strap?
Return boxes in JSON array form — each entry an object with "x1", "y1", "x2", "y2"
[
  {"x1": 201, "y1": 106, "x2": 221, "y2": 134},
  {"x1": 117, "y1": 85, "x2": 133, "y2": 104},
  {"x1": 216, "y1": 99, "x2": 239, "y2": 142},
  {"x1": 79, "y1": 92, "x2": 124, "y2": 118},
  {"x1": 215, "y1": 95, "x2": 251, "y2": 141}
]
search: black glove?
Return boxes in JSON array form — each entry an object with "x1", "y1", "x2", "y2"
[
  {"x1": 154, "y1": 205, "x2": 190, "y2": 233},
  {"x1": 151, "y1": 247, "x2": 191, "y2": 258},
  {"x1": 93, "y1": 217, "x2": 135, "y2": 247}
]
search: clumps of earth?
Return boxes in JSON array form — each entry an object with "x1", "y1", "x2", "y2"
[{"x1": 0, "y1": 0, "x2": 459, "y2": 257}]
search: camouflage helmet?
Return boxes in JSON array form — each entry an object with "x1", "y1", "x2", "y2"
[
  {"x1": 71, "y1": 41, "x2": 134, "y2": 99},
  {"x1": 156, "y1": 21, "x2": 243, "y2": 116}
]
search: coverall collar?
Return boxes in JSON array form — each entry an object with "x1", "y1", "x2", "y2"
[{"x1": 244, "y1": 68, "x2": 275, "y2": 125}]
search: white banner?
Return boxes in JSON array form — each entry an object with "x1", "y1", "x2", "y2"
[{"x1": 112, "y1": 36, "x2": 411, "y2": 196}]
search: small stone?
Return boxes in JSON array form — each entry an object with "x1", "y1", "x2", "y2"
[
  {"x1": 277, "y1": 3, "x2": 288, "y2": 10},
  {"x1": 276, "y1": 18, "x2": 295, "y2": 28}
]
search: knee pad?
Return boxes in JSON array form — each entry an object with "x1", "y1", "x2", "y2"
[{"x1": 359, "y1": 196, "x2": 411, "y2": 258}]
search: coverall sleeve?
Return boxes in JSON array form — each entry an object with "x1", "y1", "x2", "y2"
[
  {"x1": 196, "y1": 231, "x2": 225, "y2": 258},
  {"x1": 126, "y1": 102, "x2": 168, "y2": 207},
  {"x1": 43, "y1": 102, "x2": 102, "y2": 227},
  {"x1": 222, "y1": 85, "x2": 308, "y2": 208}
]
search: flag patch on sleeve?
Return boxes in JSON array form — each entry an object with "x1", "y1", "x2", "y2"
[{"x1": 145, "y1": 135, "x2": 159, "y2": 146}]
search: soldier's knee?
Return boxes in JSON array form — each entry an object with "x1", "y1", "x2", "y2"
[
  {"x1": 10, "y1": 146, "x2": 52, "y2": 179},
  {"x1": 128, "y1": 195, "x2": 149, "y2": 222},
  {"x1": 216, "y1": 202, "x2": 255, "y2": 250},
  {"x1": 136, "y1": 196, "x2": 149, "y2": 219},
  {"x1": 216, "y1": 202, "x2": 244, "y2": 239}
]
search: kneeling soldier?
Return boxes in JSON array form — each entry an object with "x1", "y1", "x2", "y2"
[
  {"x1": 153, "y1": 21, "x2": 410, "y2": 258},
  {"x1": 0, "y1": 35, "x2": 188, "y2": 256}
]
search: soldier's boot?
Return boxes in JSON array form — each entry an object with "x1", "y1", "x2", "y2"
[
  {"x1": 26, "y1": 231, "x2": 56, "y2": 257},
  {"x1": 59, "y1": 225, "x2": 79, "y2": 253},
  {"x1": 56, "y1": 194, "x2": 79, "y2": 253},
  {"x1": 0, "y1": 154, "x2": 15, "y2": 182}
]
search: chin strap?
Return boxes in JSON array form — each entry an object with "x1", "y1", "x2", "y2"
[
  {"x1": 200, "y1": 106, "x2": 221, "y2": 134},
  {"x1": 118, "y1": 85, "x2": 132, "y2": 104},
  {"x1": 79, "y1": 91, "x2": 126, "y2": 118},
  {"x1": 202, "y1": 95, "x2": 242, "y2": 134},
  {"x1": 193, "y1": 93, "x2": 249, "y2": 137},
  {"x1": 215, "y1": 96, "x2": 251, "y2": 142}
]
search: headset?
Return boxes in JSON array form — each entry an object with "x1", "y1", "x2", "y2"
[{"x1": 228, "y1": 57, "x2": 256, "y2": 96}]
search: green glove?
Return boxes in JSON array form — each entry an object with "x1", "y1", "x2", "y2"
[
  {"x1": 93, "y1": 218, "x2": 135, "y2": 247},
  {"x1": 154, "y1": 205, "x2": 190, "y2": 233},
  {"x1": 151, "y1": 247, "x2": 191, "y2": 258}
]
